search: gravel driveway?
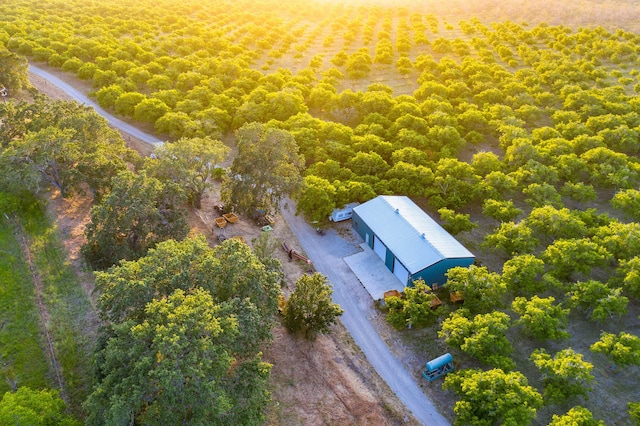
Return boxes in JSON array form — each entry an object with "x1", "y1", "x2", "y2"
[
  {"x1": 28, "y1": 65, "x2": 164, "y2": 147},
  {"x1": 280, "y1": 202, "x2": 450, "y2": 426}
]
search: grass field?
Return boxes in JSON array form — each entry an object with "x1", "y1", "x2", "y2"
[
  {"x1": 0, "y1": 215, "x2": 52, "y2": 393},
  {"x1": 0, "y1": 194, "x2": 97, "y2": 417}
]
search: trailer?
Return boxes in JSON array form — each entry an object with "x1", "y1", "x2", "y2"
[
  {"x1": 329, "y1": 202, "x2": 359, "y2": 222},
  {"x1": 422, "y1": 353, "x2": 454, "y2": 382}
]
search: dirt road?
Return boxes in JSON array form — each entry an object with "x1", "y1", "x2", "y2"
[
  {"x1": 28, "y1": 65, "x2": 164, "y2": 147},
  {"x1": 281, "y1": 202, "x2": 450, "y2": 426}
]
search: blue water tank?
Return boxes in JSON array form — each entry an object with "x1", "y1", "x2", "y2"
[{"x1": 425, "y1": 353, "x2": 453, "y2": 371}]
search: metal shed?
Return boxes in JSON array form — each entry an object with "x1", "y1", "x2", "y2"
[{"x1": 351, "y1": 196, "x2": 475, "y2": 286}]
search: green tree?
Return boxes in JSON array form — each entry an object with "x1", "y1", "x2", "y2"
[
  {"x1": 0, "y1": 99, "x2": 132, "y2": 200},
  {"x1": 0, "y1": 387, "x2": 79, "y2": 426},
  {"x1": 445, "y1": 265, "x2": 506, "y2": 314},
  {"x1": 0, "y1": 50, "x2": 30, "y2": 93},
  {"x1": 617, "y1": 256, "x2": 640, "y2": 298},
  {"x1": 438, "y1": 208, "x2": 477, "y2": 235},
  {"x1": 84, "y1": 288, "x2": 271, "y2": 426},
  {"x1": 590, "y1": 332, "x2": 640, "y2": 367},
  {"x1": 443, "y1": 368, "x2": 542, "y2": 426},
  {"x1": 543, "y1": 239, "x2": 612, "y2": 281},
  {"x1": 531, "y1": 348, "x2": 594, "y2": 404},
  {"x1": 94, "y1": 237, "x2": 280, "y2": 352},
  {"x1": 145, "y1": 136, "x2": 229, "y2": 208},
  {"x1": 482, "y1": 222, "x2": 538, "y2": 256},
  {"x1": 548, "y1": 406, "x2": 603, "y2": 426},
  {"x1": 222, "y1": 123, "x2": 303, "y2": 215},
  {"x1": 525, "y1": 206, "x2": 587, "y2": 242},
  {"x1": 629, "y1": 401, "x2": 640, "y2": 425},
  {"x1": 283, "y1": 273, "x2": 343, "y2": 340},
  {"x1": 512, "y1": 296, "x2": 570, "y2": 341},
  {"x1": 295, "y1": 175, "x2": 336, "y2": 223},
  {"x1": 95, "y1": 84, "x2": 124, "y2": 109},
  {"x1": 612, "y1": 188, "x2": 640, "y2": 221},
  {"x1": 561, "y1": 182, "x2": 597, "y2": 207},
  {"x1": 522, "y1": 183, "x2": 563, "y2": 208},
  {"x1": 502, "y1": 254, "x2": 546, "y2": 295},
  {"x1": 155, "y1": 111, "x2": 197, "y2": 138},
  {"x1": 428, "y1": 158, "x2": 480, "y2": 209},
  {"x1": 133, "y1": 97, "x2": 170, "y2": 124},
  {"x1": 386, "y1": 280, "x2": 441, "y2": 329},
  {"x1": 482, "y1": 199, "x2": 522, "y2": 222},
  {"x1": 114, "y1": 92, "x2": 146, "y2": 116},
  {"x1": 82, "y1": 171, "x2": 189, "y2": 270},
  {"x1": 439, "y1": 310, "x2": 514, "y2": 370},
  {"x1": 592, "y1": 220, "x2": 640, "y2": 261},
  {"x1": 567, "y1": 280, "x2": 628, "y2": 322}
]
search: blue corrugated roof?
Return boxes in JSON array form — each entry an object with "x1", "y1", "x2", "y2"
[{"x1": 353, "y1": 196, "x2": 474, "y2": 274}]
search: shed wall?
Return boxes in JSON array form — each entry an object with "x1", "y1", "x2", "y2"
[{"x1": 411, "y1": 257, "x2": 475, "y2": 286}]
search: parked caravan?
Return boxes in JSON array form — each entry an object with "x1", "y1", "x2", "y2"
[{"x1": 329, "y1": 202, "x2": 359, "y2": 222}]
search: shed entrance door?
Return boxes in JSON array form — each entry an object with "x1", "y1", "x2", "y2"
[
  {"x1": 373, "y1": 235, "x2": 386, "y2": 261},
  {"x1": 393, "y1": 259, "x2": 409, "y2": 286}
]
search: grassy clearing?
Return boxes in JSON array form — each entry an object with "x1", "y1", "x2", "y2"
[
  {"x1": 0, "y1": 215, "x2": 51, "y2": 393},
  {"x1": 2, "y1": 194, "x2": 97, "y2": 417}
]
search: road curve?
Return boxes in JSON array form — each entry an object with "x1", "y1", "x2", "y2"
[
  {"x1": 281, "y1": 202, "x2": 450, "y2": 426},
  {"x1": 28, "y1": 63, "x2": 450, "y2": 425},
  {"x1": 28, "y1": 64, "x2": 164, "y2": 146}
]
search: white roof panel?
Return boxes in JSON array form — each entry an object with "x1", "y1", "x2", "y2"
[{"x1": 353, "y1": 196, "x2": 474, "y2": 274}]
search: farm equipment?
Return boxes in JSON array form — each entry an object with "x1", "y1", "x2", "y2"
[
  {"x1": 282, "y1": 241, "x2": 312, "y2": 265},
  {"x1": 223, "y1": 212, "x2": 239, "y2": 224},
  {"x1": 253, "y1": 209, "x2": 275, "y2": 227},
  {"x1": 422, "y1": 353, "x2": 454, "y2": 382}
]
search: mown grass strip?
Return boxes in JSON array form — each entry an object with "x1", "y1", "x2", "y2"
[
  {"x1": 16, "y1": 197, "x2": 97, "y2": 417},
  {"x1": 0, "y1": 215, "x2": 52, "y2": 393}
]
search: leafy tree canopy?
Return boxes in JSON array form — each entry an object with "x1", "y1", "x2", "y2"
[
  {"x1": 530, "y1": 348, "x2": 594, "y2": 404},
  {"x1": 144, "y1": 136, "x2": 229, "y2": 208},
  {"x1": 445, "y1": 265, "x2": 506, "y2": 314},
  {"x1": 222, "y1": 122, "x2": 303, "y2": 215},
  {"x1": 283, "y1": 272, "x2": 343, "y2": 340},
  {"x1": 443, "y1": 368, "x2": 543, "y2": 426},
  {"x1": 548, "y1": 406, "x2": 603, "y2": 426},
  {"x1": 590, "y1": 331, "x2": 640, "y2": 367},
  {"x1": 512, "y1": 296, "x2": 570, "y2": 341},
  {"x1": 0, "y1": 387, "x2": 79, "y2": 426},
  {"x1": 82, "y1": 170, "x2": 189, "y2": 270}
]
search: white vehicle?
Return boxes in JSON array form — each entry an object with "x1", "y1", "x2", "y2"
[{"x1": 329, "y1": 202, "x2": 359, "y2": 222}]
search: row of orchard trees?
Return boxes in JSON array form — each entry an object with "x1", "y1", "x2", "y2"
[
  {"x1": 3, "y1": 0, "x2": 640, "y2": 221},
  {"x1": 2, "y1": 0, "x2": 639, "y2": 150},
  {"x1": 387, "y1": 263, "x2": 640, "y2": 425}
]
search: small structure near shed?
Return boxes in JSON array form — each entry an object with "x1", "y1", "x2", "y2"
[
  {"x1": 352, "y1": 196, "x2": 475, "y2": 287},
  {"x1": 329, "y1": 202, "x2": 359, "y2": 222},
  {"x1": 422, "y1": 353, "x2": 454, "y2": 382}
]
